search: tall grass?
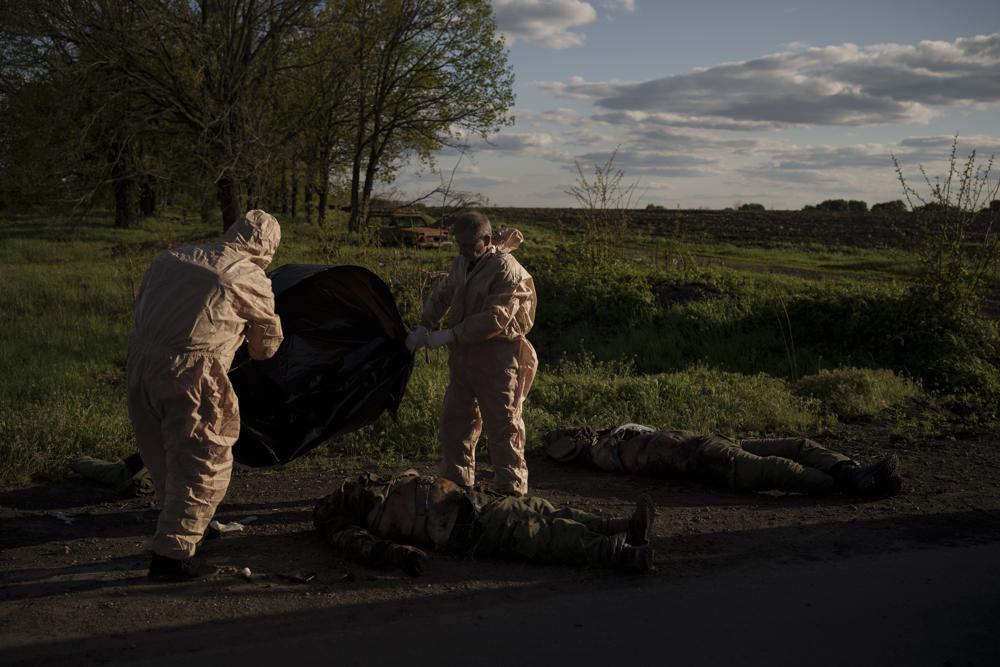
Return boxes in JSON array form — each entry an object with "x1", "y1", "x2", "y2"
[{"x1": 0, "y1": 212, "x2": 943, "y2": 486}]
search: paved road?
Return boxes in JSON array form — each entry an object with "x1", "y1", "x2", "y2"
[{"x1": 116, "y1": 542, "x2": 1000, "y2": 667}]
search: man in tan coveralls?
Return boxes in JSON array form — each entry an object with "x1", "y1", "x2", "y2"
[
  {"x1": 128, "y1": 210, "x2": 283, "y2": 579},
  {"x1": 314, "y1": 471, "x2": 655, "y2": 575},
  {"x1": 407, "y1": 211, "x2": 537, "y2": 497},
  {"x1": 546, "y1": 424, "x2": 902, "y2": 497}
]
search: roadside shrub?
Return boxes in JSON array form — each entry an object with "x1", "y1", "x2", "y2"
[
  {"x1": 525, "y1": 358, "x2": 822, "y2": 441},
  {"x1": 738, "y1": 203, "x2": 765, "y2": 211},
  {"x1": 532, "y1": 251, "x2": 657, "y2": 333},
  {"x1": 793, "y1": 368, "x2": 921, "y2": 421}
]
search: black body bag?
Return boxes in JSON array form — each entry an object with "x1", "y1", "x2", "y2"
[{"x1": 229, "y1": 264, "x2": 413, "y2": 467}]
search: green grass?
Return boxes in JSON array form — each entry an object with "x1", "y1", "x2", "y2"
[
  {"x1": 793, "y1": 368, "x2": 922, "y2": 422},
  {"x1": 0, "y1": 211, "x2": 958, "y2": 487}
]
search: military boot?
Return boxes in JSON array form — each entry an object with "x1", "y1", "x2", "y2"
[
  {"x1": 119, "y1": 453, "x2": 155, "y2": 497},
  {"x1": 148, "y1": 553, "x2": 217, "y2": 581},
  {"x1": 618, "y1": 544, "x2": 655, "y2": 573},
  {"x1": 70, "y1": 457, "x2": 130, "y2": 488},
  {"x1": 833, "y1": 455, "x2": 902, "y2": 497},
  {"x1": 627, "y1": 495, "x2": 655, "y2": 546}
]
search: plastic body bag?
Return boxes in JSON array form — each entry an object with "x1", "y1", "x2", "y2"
[{"x1": 229, "y1": 264, "x2": 413, "y2": 467}]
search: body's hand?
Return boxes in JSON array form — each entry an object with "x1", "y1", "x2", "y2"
[
  {"x1": 405, "y1": 326, "x2": 429, "y2": 352},
  {"x1": 426, "y1": 329, "x2": 455, "y2": 350},
  {"x1": 391, "y1": 545, "x2": 428, "y2": 576}
]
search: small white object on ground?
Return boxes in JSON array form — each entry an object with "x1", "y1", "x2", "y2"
[
  {"x1": 237, "y1": 515, "x2": 259, "y2": 524},
  {"x1": 240, "y1": 567, "x2": 252, "y2": 580},
  {"x1": 45, "y1": 511, "x2": 74, "y2": 525}
]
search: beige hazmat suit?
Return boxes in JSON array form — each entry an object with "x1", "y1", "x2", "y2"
[
  {"x1": 420, "y1": 229, "x2": 537, "y2": 496},
  {"x1": 127, "y1": 210, "x2": 283, "y2": 559}
]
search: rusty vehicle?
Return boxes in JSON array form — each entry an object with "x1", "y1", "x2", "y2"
[{"x1": 375, "y1": 209, "x2": 451, "y2": 248}]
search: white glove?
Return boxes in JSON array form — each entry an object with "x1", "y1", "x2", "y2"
[
  {"x1": 405, "y1": 326, "x2": 428, "y2": 352},
  {"x1": 426, "y1": 329, "x2": 455, "y2": 350}
]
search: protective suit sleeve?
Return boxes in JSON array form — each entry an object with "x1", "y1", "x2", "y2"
[
  {"x1": 232, "y1": 268, "x2": 284, "y2": 360},
  {"x1": 419, "y1": 261, "x2": 457, "y2": 329},
  {"x1": 451, "y1": 271, "x2": 535, "y2": 344}
]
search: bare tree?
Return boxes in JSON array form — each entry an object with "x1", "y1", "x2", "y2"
[{"x1": 565, "y1": 147, "x2": 640, "y2": 261}]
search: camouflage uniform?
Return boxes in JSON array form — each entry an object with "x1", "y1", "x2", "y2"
[
  {"x1": 548, "y1": 425, "x2": 853, "y2": 495},
  {"x1": 313, "y1": 471, "x2": 631, "y2": 570}
]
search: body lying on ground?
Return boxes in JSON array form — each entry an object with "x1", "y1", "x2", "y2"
[
  {"x1": 313, "y1": 470, "x2": 655, "y2": 576},
  {"x1": 545, "y1": 424, "x2": 902, "y2": 497}
]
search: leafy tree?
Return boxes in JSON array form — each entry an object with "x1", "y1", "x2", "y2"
[
  {"x1": 336, "y1": 0, "x2": 514, "y2": 231},
  {"x1": 14, "y1": 0, "x2": 324, "y2": 230},
  {"x1": 738, "y1": 202, "x2": 765, "y2": 211}
]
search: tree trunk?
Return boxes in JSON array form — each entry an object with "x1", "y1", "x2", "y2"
[
  {"x1": 139, "y1": 182, "x2": 156, "y2": 217},
  {"x1": 317, "y1": 171, "x2": 329, "y2": 226},
  {"x1": 280, "y1": 161, "x2": 288, "y2": 214},
  {"x1": 111, "y1": 160, "x2": 137, "y2": 228},
  {"x1": 360, "y1": 143, "x2": 380, "y2": 226},
  {"x1": 304, "y1": 182, "x2": 314, "y2": 225},
  {"x1": 216, "y1": 175, "x2": 242, "y2": 231},
  {"x1": 349, "y1": 146, "x2": 365, "y2": 232},
  {"x1": 290, "y1": 164, "x2": 299, "y2": 220}
]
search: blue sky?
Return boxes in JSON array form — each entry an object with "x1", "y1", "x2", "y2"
[{"x1": 398, "y1": 0, "x2": 1000, "y2": 209}]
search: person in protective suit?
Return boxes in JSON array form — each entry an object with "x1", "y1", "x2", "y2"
[
  {"x1": 545, "y1": 424, "x2": 902, "y2": 497},
  {"x1": 406, "y1": 211, "x2": 537, "y2": 497},
  {"x1": 314, "y1": 471, "x2": 655, "y2": 576},
  {"x1": 128, "y1": 209, "x2": 284, "y2": 580}
]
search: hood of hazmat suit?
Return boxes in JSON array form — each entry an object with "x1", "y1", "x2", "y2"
[
  {"x1": 222, "y1": 209, "x2": 281, "y2": 268},
  {"x1": 229, "y1": 265, "x2": 413, "y2": 467},
  {"x1": 130, "y1": 210, "x2": 283, "y2": 362}
]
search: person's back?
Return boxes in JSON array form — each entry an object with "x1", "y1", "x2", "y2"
[
  {"x1": 128, "y1": 210, "x2": 283, "y2": 580},
  {"x1": 131, "y1": 212, "x2": 282, "y2": 362}
]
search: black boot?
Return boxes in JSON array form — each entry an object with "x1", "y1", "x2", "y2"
[
  {"x1": 833, "y1": 455, "x2": 902, "y2": 497},
  {"x1": 627, "y1": 495, "x2": 655, "y2": 546},
  {"x1": 618, "y1": 544, "x2": 655, "y2": 573},
  {"x1": 148, "y1": 552, "x2": 217, "y2": 581}
]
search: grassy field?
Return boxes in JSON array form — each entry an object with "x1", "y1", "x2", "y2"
[{"x1": 0, "y1": 209, "x2": 988, "y2": 487}]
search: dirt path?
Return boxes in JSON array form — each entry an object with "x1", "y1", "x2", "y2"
[{"x1": 2, "y1": 422, "x2": 999, "y2": 665}]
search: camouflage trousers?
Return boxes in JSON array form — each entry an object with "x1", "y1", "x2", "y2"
[
  {"x1": 697, "y1": 436, "x2": 852, "y2": 494},
  {"x1": 473, "y1": 496, "x2": 627, "y2": 567}
]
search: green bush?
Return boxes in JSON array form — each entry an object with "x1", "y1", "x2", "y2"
[
  {"x1": 793, "y1": 368, "x2": 921, "y2": 421},
  {"x1": 525, "y1": 358, "x2": 822, "y2": 441},
  {"x1": 531, "y1": 250, "x2": 657, "y2": 333}
]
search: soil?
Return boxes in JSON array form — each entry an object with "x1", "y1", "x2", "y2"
[{"x1": 3, "y1": 420, "x2": 1000, "y2": 664}]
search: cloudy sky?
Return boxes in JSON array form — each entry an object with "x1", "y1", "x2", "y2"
[{"x1": 399, "y1": 0, "x2": 1000, "y2": 209}]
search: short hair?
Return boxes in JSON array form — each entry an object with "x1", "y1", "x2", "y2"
[{"x1": 450, "y1": 211, "x2": 491, "y2": 239}]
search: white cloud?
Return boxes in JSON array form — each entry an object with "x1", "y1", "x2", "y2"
[
  {"x1": 461, "y1": 131, "x2": 575, "y2": 161},
  {"x1": 600, "y1": 0, "x2": 635, "y2": 11},
  {"x1": 492, "y1": 0, "x2": 597, "y2": 48},
  {"x1": 514, "y1": 107, "x2": 585, "y2": 127},
  {"x1": 536, "y1": 33, "x2": 1000, "y2": 127},
  {"x1": 573, "y1": 149, "x2": 718, "y2": 177}
]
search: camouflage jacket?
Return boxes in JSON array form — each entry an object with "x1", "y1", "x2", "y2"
[{"x1": 313, "y1": 471, "x2": 483, "y2": 568}]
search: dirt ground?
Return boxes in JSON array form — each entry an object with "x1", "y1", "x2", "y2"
[{"x1": 3, "y1": 420, "x2": 1000, "y2": 665}]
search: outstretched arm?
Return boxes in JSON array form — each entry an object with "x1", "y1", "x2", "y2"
[
  {"x1": 232, "y1": 270, "x2": 284, "y2": 360},
  {"x1": 325, "y1": 526, "x2": 428, "y2": 576}
]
